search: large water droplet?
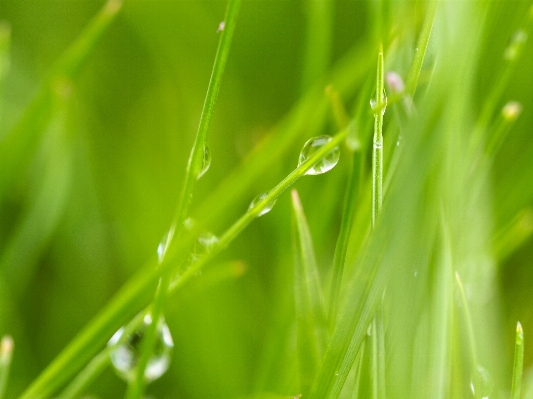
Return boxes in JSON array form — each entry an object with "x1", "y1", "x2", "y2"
[
  {"x1": 370, "y1": 89, "x2": 388, "y2": 116},
  {"x1": 157, "y1": 225, "x2": 175, "y2": 263},
  {"x1": 197, "y1": 146, "x2": 211, "y2": 180},
  {"x1": 108, "y1": 315, "x2": 174, "y2": 383},
  {"x1": 470, "y1": 365, "x2": 494, "y2": 399},
  {"x1": 298, "y1": 135, "x2": 340, "y2": 175},
  {"x1": 249, "y1": 192, "x2": 277, "y2": 216},
  {"x1": 504, "y1": 29, "x2": 528, "y2": 61}
]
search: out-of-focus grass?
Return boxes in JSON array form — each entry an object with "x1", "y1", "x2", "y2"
[{"x1": 0, "y1": 0, "x2": 533, "y2": 398}]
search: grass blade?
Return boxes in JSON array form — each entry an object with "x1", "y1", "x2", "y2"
[
  {"x1": 291, "y1": 190, "x2": 327, "y2": 394},
  {"x1": 0, "y1": 336, "x2": 13, "y2": 399},
  {"x1": 511, "y1": 321, "x2": 525, "y2": 399},
  {"x1": 126, "y1": 0, "x2": 242, "y2": 396},
  {"x1": 17, "y1": 128, "x2": 346, "y2": 399}
]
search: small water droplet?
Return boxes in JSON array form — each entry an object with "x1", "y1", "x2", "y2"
[
  {"x1": 197, "y1": 146, "x2": 211, "y2": 180},
  {"x1": 298, "y1": 135, "x2": 340, "y2": 175},
  {"x1": 157, "y1": 225, "x2": 175, "y2": 263},
  {"x1": 396, "y1": 135, "x2": 402, "y2": 147},
  {"x1": 502, "y1": 101, "x2": 522, "y2": 121},
  {"x1": 189, "y1": 231, "x2": 219, "y2": 262},
  {"x1": 217, "y1": 21, "x2": 225, "y2": 33},
  {"x1": 374, "y1": 141, "x2": 383, "y2": 150},
  {"x1": 470, "y1": 365, "x2": 494, "y2": 399},
  {"x1": 108, "y1": 316, "x2": 174, "y2": 383},
  {"x1": 370, "y1": 89, "x2": 388, "y2": 116},
  {"x1": 504, "y1": 29, "x2": 527, "y2": 61},
  {"x1": 249, "y1": 192, "x2": 277, "y2": 217}
]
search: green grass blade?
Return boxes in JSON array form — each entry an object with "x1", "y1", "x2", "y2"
[
  {"x1": 17, "y1": 129, "x2": 346, "y2": 399},
  {"x1": 0, "y1": 0, "x2": 122, "y2": 199},
  {"x1": 291, "y1": 190, "x2": 327, "y2": 394},
  {"x1": 371, "y1": 44, "x2": 385, "y2": 228},
  {"x1": 127, "y1": 1, "x2": 242, "y2": 396},
  {"x1": 511, "y1": 321, "x2": 525, "y2": 399},
  {"x1": 0, "y1": 336, "x2": 13, "y2": 399},
  {"x1": 404, "y1": 1, "x2": 437, "y2": 97}
]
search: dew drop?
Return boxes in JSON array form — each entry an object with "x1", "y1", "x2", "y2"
[
  {"x1": 189, "y1": 231, "x2": 219, "y2": 262},
  {"x1": 470, "y1": 365, "x2": 494, "y2": 399},
  {"x1": 370, "y1": 89, "x2": 388, "y2": 116},
  {"x1": 197, "y1": 146, "x2": 211, "y2": 180},
  {"x1": 108, "y1": 316, "x2": 174, "y2": 383},
  {"x1": 157, "y1": 225, "x2": 175, "y2": 263},
  {"x1": 504, "y1": 29, "x2": 528, "y2": 61},
  {"x1": 298, "y1": 135, "x2": 340, "y2": 175},
  {"x1": 249, "y1": 192, "x2": 277, "y2": 216}
]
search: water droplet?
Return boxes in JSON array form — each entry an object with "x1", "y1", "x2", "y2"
[
  {"x1": 249, "y1": 192, "x2": 277, "y2": 216},
  {"x1": 502, "y1": 101, "x2": 522, "y2": 121},
  {"x1": 386, "y1": 71, "x2": 405, "y2": 94},
  {"x1": 108, "y1": 316, "x2": 174, "y2": 383},
  {"x1": 189, "y1": 231, "x2": 219, "y2": 262},
  {"x1": 197, "y1": 146, "x2": 211, "y2": 180},
  {"x1": 504, "y1": 29, "x2": 528, "y2": 61},
  {"x1": 298, "y1": 135, "x2": 340, "y2": 175},
  {"x1": 396, "y1": 135, "x2": 402, "y2": 147},
  {"x1": 470, "y1": 365, "x2": 494, "y2": 399},
  {"x1": 157, "y1": 225, "x2": 175, "y2": 263},
  {"x1": 374, "y1": 141, "x2": 383, "y2": 150},
  {"x1": 370, "y1": 89, "x2": 388, "y2": 115}
]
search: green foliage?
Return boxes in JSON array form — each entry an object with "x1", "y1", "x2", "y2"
[{"x1": 0, "y1": 0, "x2": 532, "y2": 398}]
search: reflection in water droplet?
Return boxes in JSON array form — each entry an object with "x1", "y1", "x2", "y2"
[
  {"x1": 157, "y1": 225, "x2": 175, "y2": 263},
  {"x1": 249, "y1": 193, "x2": 277, "y2": 217},
  {"x1": 298, "y1": 136, "x2": 340, "y2": 175},
  {"x1": 370, "y1": 89, "x2": 388, "y2": 115},
  {"x1": 197, "y1": 146, "x2": 211, "y2": 180},
  {"x1": 470, "y1": 365, "x2": 494, "y2": 399},
  {"x1": 108, "y1": 316, "x2": 174, "y2": 383},
  {"x1": 504, "y1": 29, "x2": 528, "y2": 61}
]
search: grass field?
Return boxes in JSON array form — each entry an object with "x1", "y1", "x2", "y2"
[{"x1": 1, "y1": 0, "x2": 533, "y2": 398}]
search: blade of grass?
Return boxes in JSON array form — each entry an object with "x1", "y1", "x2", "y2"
[
  {"x1": 511, "y1": 322, "x2": 525, "y2": 399},
  {"x1": 371, "y1": 44, "x2": 385, "y2": 228},
  {"x1": 0, "y1": 0, "x2": 122, "y2": 200},
  {"x1": 291, "y1": 190, "x2": 327, "y2": 394},
  {"x1": 0, "y1": 336, "x2": 13, "y2": 399},
  {"x1": 18, "y1": 129, "x2": 347, "y2": 399},
  {"x1": 404, "y1": 0, "x2": 437, "y2": 97},
  {"x1": 126, "y1": 0, "x2": 242, "y2": 397}
]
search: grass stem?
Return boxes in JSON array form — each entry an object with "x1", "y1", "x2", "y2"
[{"x1": 511, "y1": 321, "x2": 525, "y2": 399}]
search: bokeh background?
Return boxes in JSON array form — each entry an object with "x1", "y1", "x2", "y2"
[{"x1": 0, "y1": 1, "x2": 532, "y2": 398}]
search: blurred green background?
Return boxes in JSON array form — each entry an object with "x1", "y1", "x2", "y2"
[{"x1": 0, "y1": 1, "x2": 533, "y2": 398}]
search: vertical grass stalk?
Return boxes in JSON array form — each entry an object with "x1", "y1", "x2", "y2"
[
  {"x1": 372, "y1": 44, "x2": 385, "y2": 228},
  {"x1": 127, "y1": 0, "x2": 242, "y2": 397},
  {"x1": 0, "y1": 336, "x2": 14, "y2": 399},
  {"x1": 511, "y1": 321, "x2": 525, "y2": 399}
]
